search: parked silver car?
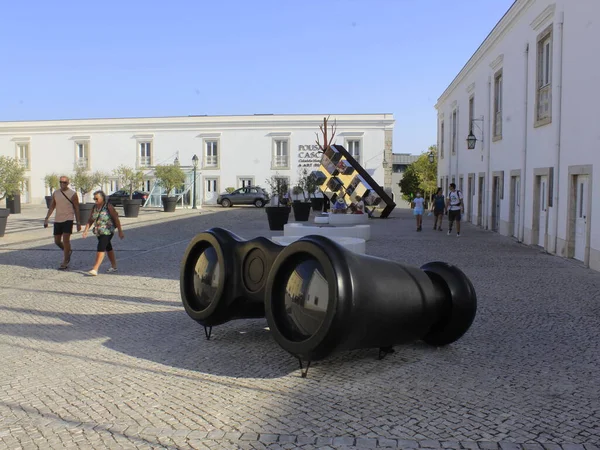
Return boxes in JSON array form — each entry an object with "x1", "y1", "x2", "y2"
[{"x1": 217, "y1": 187, "x2": 270, "y2": 207}]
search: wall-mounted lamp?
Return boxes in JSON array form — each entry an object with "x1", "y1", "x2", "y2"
[
  {"x1": 428, "y1": 150, "x2": 435, "y2": 164},
  {"x1": 466, "y1": 117, "x2": 484, "y2": 150}
]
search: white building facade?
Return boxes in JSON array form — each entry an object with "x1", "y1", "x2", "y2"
[
  {"x1": 0, "y1": 113, "x2": 394, "y2": 206},
  {"x1": 435, "y1": 0, "x2": 600, "y2": 271}
]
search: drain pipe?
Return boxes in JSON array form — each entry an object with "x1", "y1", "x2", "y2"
[
  {"x1": 552, "y1": 11, "x2": 565, "y2": 254},
  {"x1": 520, "y1": 43, "x2": 529, "y2": 243},
  {"x1": 486, "y1": 75, "x2": 492, "y2": 230}
]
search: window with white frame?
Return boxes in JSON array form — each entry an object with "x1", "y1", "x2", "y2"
[
  {"x1": 272, "y1": 139, "x2": 289, "y2": 168},
  {"x1": 139, "y1": 142, "x2": 152, "y2": 167},
  {"x1": 440, "y1": 121, "x2": 445, "y2": 159},
  {"x1": 75, "y1": 141, "x2": 90, "y2": 169},
  {"x1": 536, "y1": 26, "x2": 553, "y2": 124},
  {"x1": 204, "y1": 140, "x2": 218, "y2": 168},
  {"x1": 346, "y1": 140, "x2": 361, "y2": 163},
  {"x1": 451, "y1": 110, "x2": 457, "y2": 155},
  {"x1": 16, "y1": 143, "x2": 30, "y2": 170},
  {"x1": 239, "y1": 177, "x2": 253, "y2": 188},
  {"x1": 493, "y1": 70, "x2": 503, "y2": 139}
]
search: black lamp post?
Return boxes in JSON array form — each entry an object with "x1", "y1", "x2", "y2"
[
  {"x1": 466, "y1": 131, "x2": 477, "y2": 150},
  {"x1": 192, "y1": 154, "x2": 199, "y2": 209}
]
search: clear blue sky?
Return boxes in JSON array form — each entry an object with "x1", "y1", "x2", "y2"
[{"x1": 0, "y1": 0, "x2": 514, "y2": 155}]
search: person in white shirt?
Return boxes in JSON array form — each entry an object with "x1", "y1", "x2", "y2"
[
  {"x1": 445, "y1": 183, "x2": 464, "y2": 236},
  {"x1": 412, "y1": 191, "x2": 425, "y2": 232},
  {"x1": 44, "y1": 176, "x2": 81, "y2": 269}
]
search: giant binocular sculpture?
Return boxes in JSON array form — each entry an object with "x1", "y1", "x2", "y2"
[{"x1": 180, "y1": 228, "x2": 477, "y2": 372}]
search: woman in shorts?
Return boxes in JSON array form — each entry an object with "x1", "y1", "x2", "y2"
[
  {"x1": 82, "y1": 190, "x2": 125, "y2": 276},
  {"x1": 412, "y1": 191, "x2": 425, "y2": 231}
]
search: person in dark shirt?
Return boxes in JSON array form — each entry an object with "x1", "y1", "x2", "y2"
[{"x1": 431, "y1": 187, "x2": 445, "y2": 231}]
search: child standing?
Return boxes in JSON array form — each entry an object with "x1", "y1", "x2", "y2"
[{"x1": 412, "y1": 192, "x2": 425, "y2": 231}]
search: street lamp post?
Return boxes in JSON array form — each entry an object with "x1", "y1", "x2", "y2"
[{"x1": 192, "y1": 154, "x2": 199, "y2": 209}]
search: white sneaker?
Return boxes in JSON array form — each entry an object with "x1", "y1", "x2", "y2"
[
  {"x1": 457, "y1": 233, "x2": 461, "y2": 237},
  {"x1": 106, "y1": 267, "x2": 118, "y2": 273},
  {"x1": 447, "y1": 230, "x2": 451, "y2": 236}
]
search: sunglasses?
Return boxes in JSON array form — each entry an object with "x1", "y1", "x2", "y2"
[
  {"x1": 93, "y1": 197, "x2": 101, "y2": 201},
  {"x1": 60, "y1": 181, "x2": 69, "y2": 184}
]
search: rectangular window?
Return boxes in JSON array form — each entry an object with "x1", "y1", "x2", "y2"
[
  {"x1": 17, "y1": 143, "x2": 30, "y2": 170},
  {"x1": 75, "y1": 142, "x2": 90, "y2": 169},
  {"x1": 493, "y1": 70, "x2": 503, "y2": 139},
  {"x1": 205, "y1": 140, "x2": 218, "y2": 167},
  {"x1": 536, "y1": 27, "x2": 553, "y2": 124},
  {"x1": 468, "y1": 96, "x2": 475, "y2": 133},
  {"x1": 139, "y1": 142, "x2": 152, "y2": 167},
  {"x1": 273, "y1": 139, "x2": 289, "y2": 168},
  {"x1": 451, "y1": 110, "x2": 457, "y2": 155},
  {"x1": 440, "y1": 121, "x2": 445, "y2": 159},
  {"x1": 347, "y1": 140, "x2": 361, "y2": 164},
  {"x1": 239, "y1": 178, "x2": 253, "y2": 188}
]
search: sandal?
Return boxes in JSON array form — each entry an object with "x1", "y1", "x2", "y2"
[
  {"x1": 58, "y1": 263, "x2": 68, "y2": 270},
  {"x1": 66, "y1": 250, "x2": 73, "y2": 264},
  {"x1": 106, "y1": 267, "x2": 118, "y2": 273},
  {"x1": 87, "y1": 270, "x2": 98, "y2": 276}
]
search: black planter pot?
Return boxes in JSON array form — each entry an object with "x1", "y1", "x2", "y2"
[
  {"x1": 0, "y1": 208, "x2": 9, "y2": 238},
  {"x1": 45, "y1": 195, "x2": 53, "y2": 208},
  {"x1": 79, "y1": 203, "x2": 95, "y2": 226},
  {"x1": 122, "y1": 199, "x2": 142, "y2": 218},
  {"x1": 310, "y1": 197, "x2": 324, "y2": 213},
  {"x1": 292, "y1": 202, "x2": 312, "y2": 222},
  {"x1": 6, "y1": 195, "x2": 21, "y2": 214},
  {"x1": 162, "y1": 196, "x2": 178, "y2": 213},
  {"x1": 265, "y1": 206, "x2": 291, "y2": 231}
]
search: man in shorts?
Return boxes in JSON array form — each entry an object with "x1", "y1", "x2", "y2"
[
  {"x1": 445, "y1": 183, "x2": 464, "y2": 237},
  {"x1": 44, "y1": 176, "x2": 81, "y2": 269}
]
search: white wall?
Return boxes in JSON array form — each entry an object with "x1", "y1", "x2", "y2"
[
  {"x1": 0, "y1": 114, "x2": 394, "y2": 205},
  {"x1": 435, "y1": 0, "x2": 600, "y2": 270}
]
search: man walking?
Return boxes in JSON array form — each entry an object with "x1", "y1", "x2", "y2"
[
  {"x1": 44, "y1": 176, "x2": 81, "y2": 269},
  {"x1": 445, "y1": 183, "x2": 464, "y2": 237}
]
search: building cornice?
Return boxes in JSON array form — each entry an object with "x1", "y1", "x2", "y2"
[
  {"x1": 435, "y1": 0, "x2": 535, "y2": 109},
  {"x1": 531, "y1": 4, "x2": 556, "y2": 31},
  {"x1": 0, "y1": 114, "x2": 395, "y2": 135}
]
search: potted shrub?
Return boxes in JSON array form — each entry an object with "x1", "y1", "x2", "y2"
[
  {"x1": 44, "y1": 173, "x2": 60, "y2": 208},
  {"x1": 113, "y1": 165, "x2": 145, "y2": 218},
  {"x1": 71, "y1": 167, "x2": 106, "y2": 226},
  {"x1": 291, "y1": 169, "x2": 312, "y2": 222},
  {"x1": 0, "y1": 208, "x2": 8, "y2": 238},
  {"x1": 0, "y1": 156, "x2": 26, "y2": 215},
  {"x1": 305, "y1": 170, "x2": 324, "y2": 213},
  {"x1": 154, "y1": 164, "x2": 186, "y2": 212},
  {"x1": 265, "y1": 174, "x2": 291, "y2": 231}
]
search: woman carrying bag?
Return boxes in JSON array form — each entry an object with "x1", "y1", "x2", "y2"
[{"x1": 82, "y1": 190, "x2": 125, "y2": 276}]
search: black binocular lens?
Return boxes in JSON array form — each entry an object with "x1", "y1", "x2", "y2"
[
  {"x1": 277, "y1": 256, "x2": 330, "y2": 342},
  {"x1": 192, "y1": 245, "x2": 221, "y2": 311}
]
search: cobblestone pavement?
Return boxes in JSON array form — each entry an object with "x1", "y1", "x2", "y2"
[{"x1": 0, "y1": 206, "x2": 598, "y2": 449}]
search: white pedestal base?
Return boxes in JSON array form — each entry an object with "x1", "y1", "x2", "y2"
[
  {"x1": 283, "y1": 222, "x2": 371, "y2": 241},
  {"x1": 271, "y1": 235, "x2": 366, "y2": 254}
]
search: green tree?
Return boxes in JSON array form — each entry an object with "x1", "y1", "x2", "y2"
[
  {"x1": 44, "y1": 173, "x2": 60, "y2": 195},
  {"x1": 154, "y1": 164, "x2": 186, "y2": 196},
  {"x1": 398, "y1": 164, "x2": 420, "y2": 203},
  {"x1": 113, "y1": 165, "x2": 145, "y2": 200},
  {"x1": 71, "y1": 167, "x2": 106, "y2": 202},
  {"x1": 0, "y1": 156, "x2": 26, "y2": 201},
  {"x1": 412, "y1": 145, "x2": 439, "y2": 202}
]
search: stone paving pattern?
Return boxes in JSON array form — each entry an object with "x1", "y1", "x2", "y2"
[{"x1": 0, "y1": 205, "x2": 598, "y2": 449}]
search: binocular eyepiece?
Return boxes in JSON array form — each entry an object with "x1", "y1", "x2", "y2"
[{"x1": 180, "y1": 228, "x2": 477, "y2": 364}]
